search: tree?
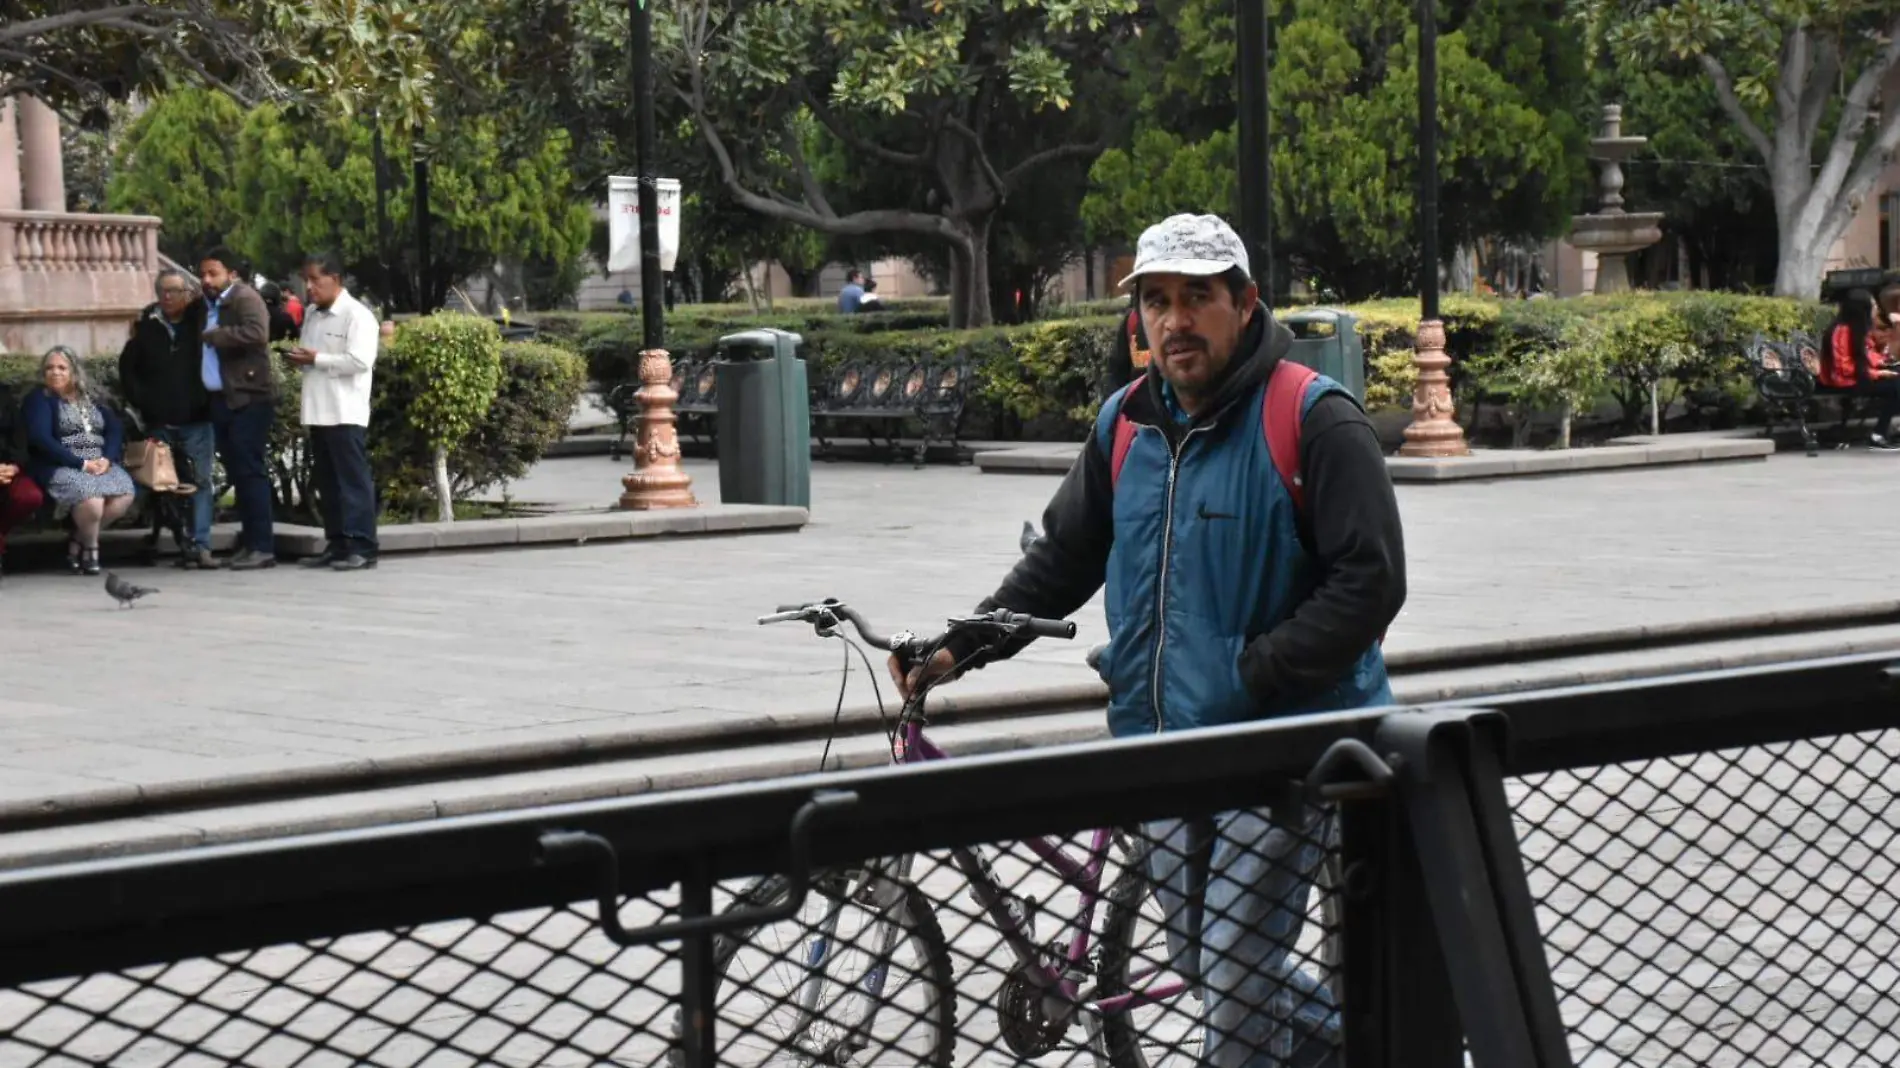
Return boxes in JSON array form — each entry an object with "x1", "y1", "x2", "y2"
[
  {"x1": 654, "y1": 0, "x2": 1138, "y2": 326},
  {"x1": 227, "y1": 104, "x2": 591, "y2": 309},
  {"x1": 103, "y1": 92, "x2": 591, "y2": 308},
  {"x1": 1081, "y1": 128, "x2": 1239, "y2": 248},
  {"x1": 1088, "y1": 0, "x2": 1586, "y2": 299},
  {"x1": 104, "y1": 88, "x2": 246, "y2": 261},
  {"x1": 1587, "y1": 55, "x2": 1780, "y2": 291},
  {"x1": 1, "y1": 0, "x2": 436, "y2": 123},
  {"x1": 1595, "y1": 0, "x2": 1900, "y2": 299}
]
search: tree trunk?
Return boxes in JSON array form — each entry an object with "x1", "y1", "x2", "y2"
[
  {"x1": 1773, "y1": 233, "x2": 1833, "y2": 302},
  {"x1": 433, "y1": 445, "x2": 453, "y2": 523},
  {"x1": 1448, "y1": 244, "x2": 1477, "y2": 293},
  {"x1": 738, "y1": 254, "x2": 762, "y2": 313},
  {"x1": 948, "y1": 243, "x2": 972, "y2": 328},
  {"x1": 1558, "y1": 405, "x2": 1573, "y2": 450},
  {"x1": 949, "y1": 215, "x2": 995, "y2": 329}
]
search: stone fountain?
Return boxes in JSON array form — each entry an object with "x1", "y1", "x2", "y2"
[{"x1": 1568, "y1": 104, "x2": 1664, "y2": 294}]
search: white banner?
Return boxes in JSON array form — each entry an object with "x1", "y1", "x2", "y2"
[{"x1": 608, "y1": 176, "x2": 681, "y2": 274}]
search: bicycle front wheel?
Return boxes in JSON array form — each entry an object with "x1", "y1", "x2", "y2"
[{"x1": 675, "y1": 866, "x2": 956, "y2": 1067}]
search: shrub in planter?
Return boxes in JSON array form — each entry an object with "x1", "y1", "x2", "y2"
[
  {"x1": 370, "y1": 313, "x2": 504, "y2": 521},
  {"x1": 1365, "y1": 349, "x2": 1419, "y2": 412},
  {"x1": 264, "y1": 345, "x2": 318, "y2": 523},
  {"x1": 974, "y1": 317, "x2": 1122, "y2": 432},
  {"x1": 1473, "y1": 310, "x2": 1611, "y2": 448},
  {"x1": 450, "y1": 341, "x2": 587, "y2": 499}
]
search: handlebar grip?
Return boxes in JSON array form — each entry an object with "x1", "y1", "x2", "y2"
[
  {"x1": 776, "y1": 603, "x2": 807, "y2": 614},
  {"x1": 1025, "y1": 616, "x2": 1077, "y2": 640}
]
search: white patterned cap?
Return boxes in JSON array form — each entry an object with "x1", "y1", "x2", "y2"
[{"x1": 1119, "y1": 213, "x2": 1251, "y2": 288}]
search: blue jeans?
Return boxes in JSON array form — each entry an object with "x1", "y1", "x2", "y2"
[
  {"x1": 210, "y1": 395, "x2": 274, "y2": 555},
  {"x1": 1144, "y1": 805, "x2": 1340, "y2": 1068},
  {"x1": 154, "y1": 422, "x2": 215, "y2": 552}
]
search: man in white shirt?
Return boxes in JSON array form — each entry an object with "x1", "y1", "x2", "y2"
[{"x1": 286, "y1": 252, "x2": 380, "y2": 571}]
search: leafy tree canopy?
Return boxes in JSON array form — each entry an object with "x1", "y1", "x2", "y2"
[
  {"x1": 104, "y1": 89, "x2": 590, "y2": 311},
  {"x1": 1088, "y1": 0, "x2": 1586, "y2": 299},
  {"x1": 652, "y1": 0, "x2": 1139, "y2": 325},
  {"x1": 1585, "y1": 0, "x2": 1900, "y2": 298}
]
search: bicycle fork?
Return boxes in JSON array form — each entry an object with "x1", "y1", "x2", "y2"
[{"x1": 788, "y1": 864, "x2": 916, "y2": 1062}]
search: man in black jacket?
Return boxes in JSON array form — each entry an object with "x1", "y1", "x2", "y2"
[
  {"x1": 895, "y1": 214, "x2": 1405, "y2": 1067},
  {"x1": 120, "y1": 268, "x2": 217, "y2": 569}
]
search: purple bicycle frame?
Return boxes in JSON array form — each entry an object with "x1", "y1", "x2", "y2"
[{"x1": 894, "y1": 719, "x2": 1190, "y2": 1013}]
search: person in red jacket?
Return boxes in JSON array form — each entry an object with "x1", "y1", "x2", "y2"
[{"x1": 1824, "y1": 288, "x2": 1900, "y2": 450}]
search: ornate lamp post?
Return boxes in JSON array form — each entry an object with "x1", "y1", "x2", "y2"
[
  {"x1": 1397, "y1": 0, "x2": 1471, "y2": 458},
  {"x1": 618, "y1": 0, "x2": 697, "y2": 510}
]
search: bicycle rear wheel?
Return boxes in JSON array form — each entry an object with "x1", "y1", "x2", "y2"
[{"x1": 674, "y1": 865, "x2": 955, "y2": 1067}]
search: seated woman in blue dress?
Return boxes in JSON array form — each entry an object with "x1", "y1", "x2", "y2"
[{"x1": 21, "y1": 348, "x2": 137, "y2": 575}]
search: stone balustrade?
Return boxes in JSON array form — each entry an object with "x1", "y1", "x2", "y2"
[
  {"x1": 0, "y1": 210, "x2": 160, "y2": 274},
  {"x1": 0, "y1": 211, "x2": 163, "y2": 355}
]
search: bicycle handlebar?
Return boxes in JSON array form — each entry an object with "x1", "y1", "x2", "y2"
[{"x1": 759, "y1": 598, "x2": 1075, "y2": 654}]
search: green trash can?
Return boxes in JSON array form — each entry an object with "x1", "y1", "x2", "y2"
[
  {"x1": 714, "y1": 328, "x2": 812, "y2": 508},
  {"x1": 1280, "y1": 308, "x2": 1366, "y2": 404}
]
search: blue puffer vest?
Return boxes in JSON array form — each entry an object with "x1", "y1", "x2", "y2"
[{"x1": 1091, "y1": 363, "x2": 1392, "y2": 739}]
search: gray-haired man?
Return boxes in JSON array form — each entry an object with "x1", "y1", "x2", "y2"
[{"x1": 118, "y1": 268, "x2": 217, "y2": 568}]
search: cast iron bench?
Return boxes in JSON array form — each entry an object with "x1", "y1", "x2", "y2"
[
  {"x1": 808, "y1": 356, "x2": 970, "y2": 466},
  {"x1": 1746, "y1": 331, "x2": 1865, "y2": 456},
  {"x1": 608, "y1": 355, "x2": 971, "y2": 466},
  {"x1": 606, "y1": 356, "x2": 719, "y2": 459}
]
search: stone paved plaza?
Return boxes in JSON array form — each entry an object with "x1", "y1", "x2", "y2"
[{"x1": 0, "y1": 448, "x2": 1895, "y2": 824}]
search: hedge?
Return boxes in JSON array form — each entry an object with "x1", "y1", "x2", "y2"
[
  {"x1": 448, "y1": 341, "x2": 586, "y2": 500},
  {"x1": 569, "y1": 290, "x2": 1828, "y2": 443}
]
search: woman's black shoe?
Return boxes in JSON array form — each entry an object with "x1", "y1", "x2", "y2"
[{"x1": 80, "y1": 548, "x2": 102, "y2": 576}]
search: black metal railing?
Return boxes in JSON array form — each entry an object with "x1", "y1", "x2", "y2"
[{"x1": 1, "y1": 652, "x2": 1897, "y2": 1067}]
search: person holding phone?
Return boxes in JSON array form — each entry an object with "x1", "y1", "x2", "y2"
[
  {"x1": 198, "y1": 245, "x2": 279, "y2": 569},
  {"x1": 284, "y1": 251, "x2": 380, "y2": 571}
]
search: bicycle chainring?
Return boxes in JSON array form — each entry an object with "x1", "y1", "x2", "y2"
[{"x1": 997, "y1": 953, "x2": 1073, "y2": 1057}]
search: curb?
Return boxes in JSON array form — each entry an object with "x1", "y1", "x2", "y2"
[
  {"x1": 8, "y1": 624, "x2": 1899, "y2": 872},
  {"x1": 3, "y1": 600, "x2": 1897, "y2": 835}
]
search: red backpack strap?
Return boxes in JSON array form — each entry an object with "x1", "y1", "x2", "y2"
[
  {"x1": 1263, "y1": 359, "x2": 1318, "y2": 514},
  {"x1": 1108, "y1": 374, "x2": 1146, "y2": 488},
  {"x1": 1263, "y1": 360, "x2": 1387, "y2": 647}
]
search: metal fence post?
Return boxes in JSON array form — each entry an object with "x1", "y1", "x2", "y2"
[
  {"x1": 1378, "y1": 710, "x2": 1573, "y2": 1068},
  {"x1": 1340, "y1": 790, "x2": 1463, "y2": 1067},
  {"x1": 678, "y1": 860, "x2": 718, "y2": 1068}
]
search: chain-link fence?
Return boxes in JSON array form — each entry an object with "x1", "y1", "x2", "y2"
[
  {"x1": 0, "y1": 811, "x2": 1346, "y2": 1068},
  {"x1": 2, "y1": 653, "x2": 1898, "y2": 1068},
  {"x1": 1517, "y1": 730, "x2": 1900, "y2": 1067}
]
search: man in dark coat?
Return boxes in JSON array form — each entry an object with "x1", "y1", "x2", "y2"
[{"x1": 120, "y1": 268, "x2": 218, "y2": 568}]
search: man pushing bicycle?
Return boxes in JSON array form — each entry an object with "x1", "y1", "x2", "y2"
[{"x1": 892, "y1": 213, "x2": 1406, "y2": 1068}]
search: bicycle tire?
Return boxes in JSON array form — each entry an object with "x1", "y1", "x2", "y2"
[
  {"x1": 671, "y1": 867, "x2": 957, "y2": 1067},
  {"x1": 1094, "y1": 843, "x2": 1343, "y2": 1068}
]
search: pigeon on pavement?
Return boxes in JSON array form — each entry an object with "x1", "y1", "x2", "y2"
[{"x1": 104, "y1": 571, "x2": 158, "y2": 608}]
